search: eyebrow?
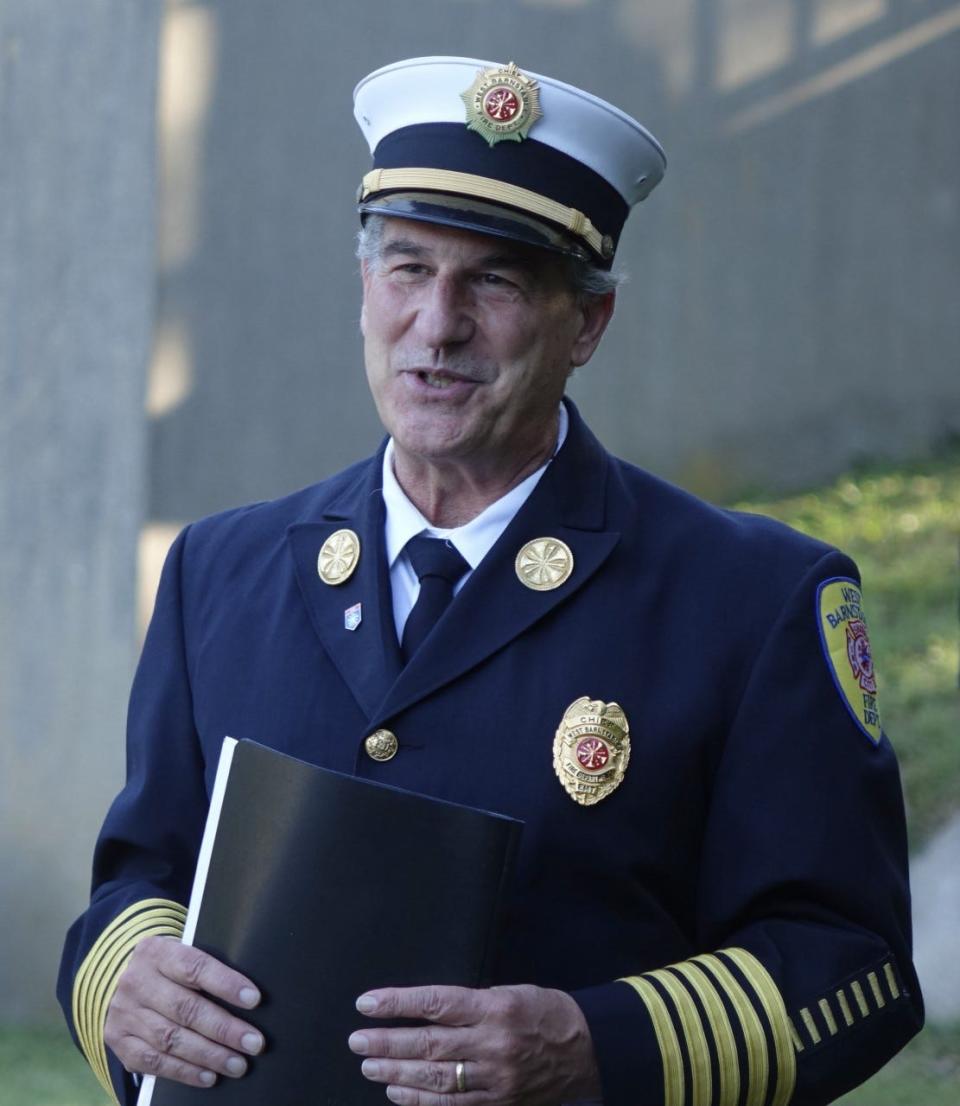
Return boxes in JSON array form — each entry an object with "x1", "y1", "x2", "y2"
[
  {"x1": 380, "y1": 239, "x2": 537, "y2": 273},
  {"x1": 380, "y1": 240, "x2": 430, "y2": 259}
]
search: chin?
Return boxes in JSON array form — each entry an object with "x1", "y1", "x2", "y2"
[{"x1": 390, "y1": 415, "x2": 481, "y2": 461}]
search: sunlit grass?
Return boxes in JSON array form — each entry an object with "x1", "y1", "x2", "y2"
[{"x1": 730, "y1": 446, "x2": 960, "y2": 848}]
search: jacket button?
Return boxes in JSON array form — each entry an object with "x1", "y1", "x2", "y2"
[{"x1": 364, "y1": 729, "x2": 398, "y2": 762}]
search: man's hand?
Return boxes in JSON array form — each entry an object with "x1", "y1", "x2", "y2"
[
  {"x1": 348, "y1": 983, "x2": 602, "y2": 1105},
  {"x1": 104, "y1": 936, "x2": 264, "y2": 1088}
]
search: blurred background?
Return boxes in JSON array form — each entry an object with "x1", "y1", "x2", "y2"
[{"x1": 1, "y1": 0, "x2": 957, "y2": 1101}]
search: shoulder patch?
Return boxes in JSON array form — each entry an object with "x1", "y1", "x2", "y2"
[{"x1": 816, "y1": 577, "x2": 882, "y2": 745}]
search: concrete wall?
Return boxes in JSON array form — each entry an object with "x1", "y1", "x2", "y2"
[
  {"x1": 149, "y1": 0, "x2": 960, "y2": 525},
  {"x1": 3, "y1": 0, "x2": 958, "y2": 1022},
  {"x1": 0, "y1": 1, "x2": 162, "y2": 1020}
]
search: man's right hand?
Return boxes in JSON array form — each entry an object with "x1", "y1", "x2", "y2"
[{"x1": 104, "y1": 935, "x2": 264, "y2": 1088}]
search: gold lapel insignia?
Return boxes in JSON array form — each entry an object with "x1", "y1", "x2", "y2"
[
  {"x1": 554, "y1": 697, "x2": 630, "y2": 805},
  {"x1": 461, "y1": 62, "x2": 543, "y2": 147},
  {"x1": 317, "y1": 529, "x2": 360, "y2": 585},
  {"x1": 515, "y1": 537, "x2": 573, "y2": 591}
]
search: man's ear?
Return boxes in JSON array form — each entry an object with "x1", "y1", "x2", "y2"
[{"x1": 570, "y1": 291, "x2": 616, "y2": 368}]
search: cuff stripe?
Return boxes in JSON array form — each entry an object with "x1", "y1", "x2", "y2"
[
  {"x1": 649, "y1": 968, "x2": 712, "y2": 1106},
  {"x1": 883, "y1": 962, "x2": 900, "y2": 1000},
  {"x1": 88, "y1": 917, "x2": 185, "y2": 1089},
  {"x1": 670, "y1": 961, "x2": 741, "y2": 1106},
  {"x1": 77, "y1": 910, "x2": 186, "y2": 1094},
  {"x1": 723, "y1": 947, "x2": 797, "y2": 1106},
  {"x1": 72, "y1": 898, "x2": 187, "y2": 1103},
  {"x1": 795, "y1": 959, "x2": 906, "y2": 1050},
  {"x1": 867, "y1": 970, "x2": 885, "y2": 1009},
  {"x1": 619, "y1": 975, "x2": 685, "y2": 1106},
  {"x1": 851, "y1": 980, "x2": 870, "y2": 1017},
  {"x1": 695, "y1": 953, "x2": 769, "y2": 1106},
  {"x1": 621, "y1": 948, "x2": 795, "y2": 1106}
]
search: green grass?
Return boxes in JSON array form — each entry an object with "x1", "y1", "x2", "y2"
[
  {"x1": 837, "y1": 1022, "x2": 960, "y2": 1105},
  {"x1": 729, "y1": 445, "x2": 960, "y2": 849},
  {"x1": 0, "y1": 1025, "x2": 111, "y2": 1106}
]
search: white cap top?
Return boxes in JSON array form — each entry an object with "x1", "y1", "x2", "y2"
[{"x1": 354, "y1": 56, "x2": 665, "y2": 207}]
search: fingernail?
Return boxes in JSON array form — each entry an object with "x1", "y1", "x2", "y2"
[
  {"x1": 348, "y1": 1032, "x2": 369, "y2": 1054},
  {"x1": 225, "y1": 1057, "x2": 247, "y2": 1077},
  {"x1": 361, "y1": 1059, "x2": 381, "y2": 1078},
  {"x1": 386, "y1": 1087, "x2": 405, "y2": 1104},
  {"x1": 356, "y1": 994, "x2": 377, "y2": 1014},
  {"x1": 238, "y1": 987, "x2": 260, "y2": 1007},
  {"x1": 199, "y1": 1071, "x2": 216, "y2": 1087},
  {"x1": 241, "y1": 1032, "x2": 263, "y2": 1054}
]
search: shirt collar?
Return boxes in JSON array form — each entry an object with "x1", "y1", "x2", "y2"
[{"x1": 382, "y1": 403, "x2": 569, "y2": 570}]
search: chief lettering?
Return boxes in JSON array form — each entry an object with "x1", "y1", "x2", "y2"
[{"x1": 553, "y1": 697, "x2": 631, "y2": 805}]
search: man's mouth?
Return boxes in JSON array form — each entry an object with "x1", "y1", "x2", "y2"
[
  {"x1": 406, "y1": 369, "x2": 481, "y2": 391},
  {"x1": 418, "y1": 371, "x2": 458, "y2": 389}
]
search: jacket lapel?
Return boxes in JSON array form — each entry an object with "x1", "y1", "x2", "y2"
[
  {"x1": 286, "y1": 447, "x2": 403, "y2": 721},
  {"x1": 374, "y1": 403, "x2": 620, "y2": 723}
]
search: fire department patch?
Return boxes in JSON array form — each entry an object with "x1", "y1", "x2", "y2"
[
  {"x1": 553, "y1": 697, "x2": 630, "y2": 805},
  {"x1": 817, "y1": 578, "x2": 882, "y2": 745}
]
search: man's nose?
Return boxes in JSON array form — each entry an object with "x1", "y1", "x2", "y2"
[{"x1": 415, "y1": 277, "x2": 475, "y2": 348}]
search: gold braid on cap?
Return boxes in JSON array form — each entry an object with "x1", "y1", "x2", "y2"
[{"x1": 360, "y1": 167, "x2": 611, "y2": 259}]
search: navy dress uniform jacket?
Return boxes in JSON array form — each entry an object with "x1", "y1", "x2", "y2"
[{"x1": 59, "y1": 400, "x2": 923, "y2": 1106}]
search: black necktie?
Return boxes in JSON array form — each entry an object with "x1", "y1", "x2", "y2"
[{"x1": 401, "y1": 535, "x2": 470, "y2": 662}]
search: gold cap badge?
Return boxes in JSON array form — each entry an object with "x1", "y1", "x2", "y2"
[
  {"x1": 317, "y1": 529, "x2": 360, "y2": 586},
  {"x1": 554, "y1": 697, "x2": 630, "y2": 805},
  {"x1": 461, "y1": 62, "x2": 543, "y2": 147},
  {"x1": 515, "y1": 537, "x2": 573, "y2": 591}
]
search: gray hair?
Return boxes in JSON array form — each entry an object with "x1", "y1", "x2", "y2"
[{"x1": 356, "y1": 214, "x2": 623, "y2": 302}]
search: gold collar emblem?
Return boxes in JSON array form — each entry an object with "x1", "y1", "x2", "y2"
[
  {"x1": 317, "y1": 529, "x2": 360, "y2": 585},
  {"x1": 461, "y1": 62, "x2": 543, "y2": 147},
  {"x1": 554, "y1": 697, "x2": 630, "y2": 805},
  {"x1": 515, "y1": 537, "x2": 573, "y2": 591}
]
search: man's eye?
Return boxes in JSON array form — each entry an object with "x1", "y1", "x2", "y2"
[
  {"x1": 479, "y1": 272, "x2": 513, "y2": 287},
  {"x1": 389, "y1": 263, "x2": 430, "y2": 281}
]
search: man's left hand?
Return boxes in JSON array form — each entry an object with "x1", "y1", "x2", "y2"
[{"x1": 348, "y1": 983, "x2": 601, "y2": 1105}]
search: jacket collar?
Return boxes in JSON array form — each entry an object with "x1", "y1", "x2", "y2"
[{"x1": 286, "y1": 400, "x2": 619, "y2": 724}]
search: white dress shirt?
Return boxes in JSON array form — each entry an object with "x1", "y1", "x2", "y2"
[{"x1": 382, "y1": 404, "x2": 569, "y2": 641}]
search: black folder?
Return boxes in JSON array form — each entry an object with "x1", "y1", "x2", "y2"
[{"x1": 140, "y1": 738, "x2": 522, "y2": 1106}]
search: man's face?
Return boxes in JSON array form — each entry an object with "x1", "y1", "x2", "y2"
[{"x1": 360, "y1": 218, "x2": 613, "y2": 479}]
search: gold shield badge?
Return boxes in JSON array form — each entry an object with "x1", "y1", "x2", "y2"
[
  {"x1": 461, "y1": 62, "x2": 543, "y2": 147},
  {"x1": 553, "y1": 697, "x2": 630, "y2": 806}
]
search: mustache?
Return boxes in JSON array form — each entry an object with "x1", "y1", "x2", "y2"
[{"x1": 392, "y1": 352, "x2": 494, "y2": 381}]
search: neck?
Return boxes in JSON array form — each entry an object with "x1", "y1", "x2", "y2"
[{"x1": 392, "y1": 426, "x2": 559, "y2": 529}]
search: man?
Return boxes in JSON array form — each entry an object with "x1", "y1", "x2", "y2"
[{"x1": 60, "y1": 57, "x2": 922, "y2": 1106}]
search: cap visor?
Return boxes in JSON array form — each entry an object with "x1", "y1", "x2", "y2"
[{"x1": 357, "y1": 191, "x2": 592, "y2": 261}]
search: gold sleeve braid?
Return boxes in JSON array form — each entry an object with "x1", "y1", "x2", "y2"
[
  {"x1": 620, "y1": 947, "x2": 796, "y2": 1106},
  {"x1": 72, "y1": 898, "x2": 188, "y2": 1103}
]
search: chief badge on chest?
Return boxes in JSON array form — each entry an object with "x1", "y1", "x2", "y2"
[{"x1": 553, "y1": 697, "x2": 630, "y2": 806}]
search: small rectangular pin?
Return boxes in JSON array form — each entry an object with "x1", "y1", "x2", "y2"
[{"x1": 344, "y1": 602, "x2": 362, "y2": 631}]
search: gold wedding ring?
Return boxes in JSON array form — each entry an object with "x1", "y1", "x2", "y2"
[{"x1": 455, "y1": 1060, "x2": 467, "y2": 1093}]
